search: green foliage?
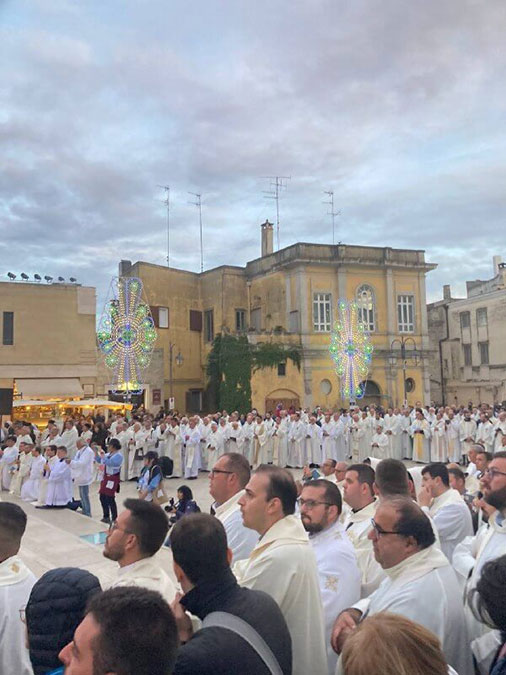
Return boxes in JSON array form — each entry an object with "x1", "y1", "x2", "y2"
[{"x1": 205, "y1": 335, "x2": 301, "y2": 413}]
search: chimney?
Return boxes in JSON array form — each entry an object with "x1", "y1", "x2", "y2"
[
  {"x1": 443, "y1": 284, "x2": 451, "y2": 301},
  {"x1": 493, "y1": 255, "x2": 502, "y2": 276},
  {"x1": 261, "y1": 220, "x2": 274, "y2": 257},
  {"x1": 119, "y1": 260, "x2": 132, "y2": 277}
]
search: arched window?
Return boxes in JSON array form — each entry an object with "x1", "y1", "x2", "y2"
[{"x1": 356, "y1": 285, "x2": 375, "y2": 332}]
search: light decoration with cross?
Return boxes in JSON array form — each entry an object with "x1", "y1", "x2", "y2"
[
  {"x1": 329, "y1": 299, "x2": 373, "y2": 401},
  {"x1": 97, "y1": 277, "x2": 156, "y2": 396}
]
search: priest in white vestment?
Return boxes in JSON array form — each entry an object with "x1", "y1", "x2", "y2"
[
  {"x1": 35, "y1": 447, "x2": 59, "y2": 505},
  {"x1": 252, "y1": 416, "x2": 268, "y2": 468},
  {"x1": 476, "y1": 415, "x2": 494, "y2": 453},
  {"x1": 60, "y1": 420, "x2": 79, "y2": 458},
  {"x1": 460, "y1": 413, "x2": 477, "y2": 460},
  {"x1": 103, "y1": 500, "x2": 176, "y2": 605},
  {"x1": 332, "y1": 413, "x2": 347, "y2": 462},
  {"x1": 331, "y1": 497, "x2": 473, "y2": 675},
  {"x1": 9, "y1": 442, "x2": 34, "y2": 496},
  {"x1": 235, "y1": 465, "x2": 328, "y2": 675},
  {"x1": 447, "y1": 412, "x2": 462, "y2": 463},
  {"x1": 419, "y1": 462, "x2": 473, "y2": 561},
  {"x1": 342, "y1": 463, "x2": 384, "y2": 597},
  {"x1": 431, "y1": 413, "x2": 449, "y2": 462},
  {"x1": 206, "y1": 422, "x2": 224, "y2": 469},
  {"x1": 287, "y1": 413, "x2": 305, "y2": 468},
  {"x1": 167, "y1": 419, "x2": 183, "y2": 477},
  {"x1": 306, "y1": 416, "x2": 323, "y2": 465},
  {"x1": 301, "y1": 480, "x2": 361, "y2": 675},
  {"x1": 0, "y1": 502, "x2": 37, "y2": 675},
  {"x1": 399, "y1": 408, "x2": 412, "y2": 459},
  {"x1": 370, "y1": 424, "x2": 389, "y2": 460},
  {"x1": 127, "y1": 422, "x2": 144, "y2": 479},
  {"x1": 43, "y1": 447, "x2": 72, "y2": 506},
  {"x1": 209, "y1": 453, "x2": 258, "y2": 562},
  {"x1": 349, "y1": 414, "x2": 363, "y2": 461},
  {"x1": 0, "y1": 437, "x2": 18, "y2": 490},
  {"x1": 321, "y1": 413, "x2": 335, "y2": 460},
  {"x1": 453, "y1": 452, "x2": 506, "y2": 673},
  {"x1": 493, "y1": 412, "x2": 506, "y2": 453},
  {"x1": 183, "y1": 418, "x2": 201, "y2": 478},
  {"x1": 20, "y1": 447, "x2": 46, "y2": 502},
  {"x1": 410, "y1": 410, "x2": 431, "y2": 463},
  {"x1": 241, "y1": 414, "x2": 255, "y2": 465}
]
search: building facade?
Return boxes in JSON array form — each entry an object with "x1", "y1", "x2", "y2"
[
  {"x1": 0, "y1": 280, "x2": 98, "y2": 405},
  {"x1": 428, "y1": 257, "x2": 506, "y2": 406},
  {"x1": 120, "y1": 222, "x2": 436, "y2": 413}
]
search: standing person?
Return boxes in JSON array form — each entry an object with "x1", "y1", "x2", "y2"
[
  {"x1": 169, "y1": 513, "x2": 292, "y2": 675},
  {"x1": 331, "y1": 498, "x2": 473, "y2": 675},
  {"x1": 137, "y1": 451, "x2": 163, "y2": 502},
  {"x1": 206, "y1": 422, "x2": 223, "y2": 469},
  {"x1": 410, "y1": 409, "x2": 431, "y2": 463},
  {"x1": 35, "y1": 445, "x2": 58, "y2": 506},
  {"x1": 287, "y1": 412, "x2": 305, "y2": 468},
  {"x1": 69, "y1": 438, "x2": 95, "y2": 517},
  {"x1": 20, "y1": 446, "x2": 45, "y2": 502},
  {"x1": 252, "y1": 415, "x2": 268, "y2": 468},
  {"x1": 472, "y1": 555, "x2": 506, "y2": 675},
  {"x1": 371, "y1": 423, "x2": 389, "y2": 459},
  {"x1": 104, "y1": 498, "x2": 176, "y2": 603},
  {"x1": 209, "y1": 453, "x2": 258, "y2": 563},
  {"x1": 58, "y1": 586, "x2": 179, "y2": 675},
  {"x1": 342, "y1": 463, "x2": 383, "y2": 597},
  {"x1": 60, "y1": 420, "x2": 79, "y2": 458},
  {"x1": 300, "y1": 480, "x2": 360, "y2": 674},
  {"x1": 0, "y1": 502, "x2": 37, "y2": 675},
  {"x1": 235, "y1": 465, "x2": 328, "y2": 675},
  {"x1": 37, "y1": 446, "x2": 72, "y2": 508},
  {"x1": 431, "y1": 412, "x2": 449, "y2": 462},
  {"x1": 183, "y1": 418, "x2": 201, "y2": 479},
  {"x1": 493, "y1": 411, "x2": 506, "y2": 454},
  {"x1": 0, "y1": 436, "x2": 18, "y2": 490},
  {"x1": 460, "y1": 410, "x2": 478, "y2": 463},
  {"x1": 418, "y1": 462, "x2": 473, "y2": 561},
  {"x1": 97, "y1": 438, "x2": 123, "y2": 525},
  {"x1": 26, "y1": 568, "x2": 101, "y2": 675},
  {"x1": 306, "y1": 416, "x2": 323, "y2": 466},
  {"x1": 399, "y1": 408, "x2": 412, "y2": 459},
  {"x1": 241, "y1": 413, "x2": 255, "y2": 465},
  {"x1": 447, "y1": 410, "x2": 462, "y2": 463}
]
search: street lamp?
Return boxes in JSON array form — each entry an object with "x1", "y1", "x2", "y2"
[
  {"x1": 169, "y1": 343, "x2": 183, "y2": 405},
  {"x1": 389, "y1": 337, "x2": 419, "y2": 407}
]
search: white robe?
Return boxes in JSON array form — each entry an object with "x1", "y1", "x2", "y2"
[
  {"x1": 288, "y1": 420, "x2": 305, "y2": 468},
  {"x1": 252, "y1": 422, "x2": 268, "y2": 468},
  {"x1": 384, "y1": 414, "x2": 402, "y2": 460},
  {"x1": 305, "y1": 422, "x2": 323, "y2": 465},
  {"x1": 0, "y1": 555, "x2": 36, "y2": 675},
  {"x1": 426, "y1": 488, "x2": 474, "y2": 562},
  {"x1": 214, "y1": 489, "x2": 259, "y2": 563},
  {"x1": 332, "y1": 418, "x2": 347, "y2": 462},
  {"x1": 410, "y1": 419, "x2": 431, "y2": 463},
  {"x1": 167, "y1": 425, "x2": 183, "y2": 477},
  {"x1": 352, "y1": 545, "x2": 473, "y2": 675},
  {"x1": 36, "y1": 454, "x2": 58, "y2": 505},
  {"x1": 321, "y1": 421, "x2": 335, "y2": 460},
  {"x1": 370, "y1": 432, "x2": 389, "y2": 460},
  {"x1": 109, "y1": 555, "x2": 177, "y2": 604},
  {"x1": 241, "y1": 422, "x2": 255, "y2": 464},
  {"x1": 493, "y1": 420, "x2": 506, "y2": 453},
  {"x1": 447, "y1": 418, "x2": 462, "y2": 463},
  {"x1": 183, "y1": 428, "x2": 201, "y2": 478},
  {"x1": 60, "y1": 427, "x2": 79, "y2": 457},
  {"x1": 309, "y1": 520, "x2": 361, "y2": 675},
  {"x1": 399, "y1": 414, "x2": 412, "y2": 459},
  {"x1": 276, "y1": 418, "x2": 289, "y2": 467},
  {"x1": 206, "y1": 430, "x2": 224, "y2": 468},
  {"x1": 0, "y1": 446, "x2": 18, "y2": 490},
  {"x1": 21, "y1": 454, "x2": 46, "y2": 501},
  {"x1": 45, "y1": 458, "x2": 72, "y2": 505},
  {"x1": 476, "y1": 421, "x2": 494, "y2": 453},
  {"x1": 460, "y1": 419, "x2": 477, "y2": 457},
  {"x1": 342, "y1": 499, "x2": 385, "y2": 598},
  {"x1": 431, "y1": 419, "x2": 449, "y2": 462},
  {"x1": 453, "y1": 511, "x2": 506, "y2": 672},
  {"x1": 349, "y1": 422, "x2": 363, "y2": 461},
  {"x1": 233, "y1": 515, "x2": 328, "y2": 675}
]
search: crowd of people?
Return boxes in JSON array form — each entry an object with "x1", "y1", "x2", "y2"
[{"x1": 0, "y1": 398, "x2": 506, "y2": 674}]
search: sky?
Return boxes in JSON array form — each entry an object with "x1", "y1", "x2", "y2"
[{"x1": 2, "y1": 0, "x2": 506, "y2": 314}]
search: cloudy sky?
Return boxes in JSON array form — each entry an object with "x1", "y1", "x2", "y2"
[{"x1": 2, "y1": 0, "x2": 506, "y2": 312}]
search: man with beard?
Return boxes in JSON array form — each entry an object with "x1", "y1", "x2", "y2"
[
  {"x1": 104, "y1": 498, "x2": 176, "y2": 604},
  {"x1": 453, "y1": 451, "x2": 506, "y2": 672},
  {"x1": 300, "y1": 480, "x2": 360, "y2": 675}
]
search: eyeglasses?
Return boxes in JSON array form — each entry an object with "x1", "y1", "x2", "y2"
[
  {"x1": 297, "y1": 498, "x2": 332, "y2": 510},
  {"x1": 484, "y1": 468, "x2": 506, "y2": 479},
  {"x1": 370, "y1": 518, "x2": 401, "y2": 537},
  {"x1": 109, "y1": 521, "x2": 132, "y2": 534},
  {"x1": 210, "y1": 469, "x2": 234, "y2": 477}
]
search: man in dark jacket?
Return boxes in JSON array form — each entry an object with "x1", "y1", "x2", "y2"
[{"x1": 170, "y1": 513, "x2": 292, "y2": 675}]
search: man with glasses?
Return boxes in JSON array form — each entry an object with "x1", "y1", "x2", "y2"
[
  {"x1": 235, "y1": 465, "x2": 327, "y2": 675},
  {"x1": 300, "y1": 479, "x2": 360, "y2": 675},
  {"x1": 209, "y1": 453, "x2": 258, "y2": 562},
  {"x1": 103, "y1": 497, "x2": 176, "y2": 603},
  {"x1": 453, "y1": 451, "x2": 506, "y2": 670},
  {"x1": 331, "y1": 497, "x2": 472, "y2": 675}
]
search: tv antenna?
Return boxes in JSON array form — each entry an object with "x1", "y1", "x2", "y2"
[
  {"x1": 263, "y1": 176, "x2": 290, "y2": 250},
  {"x1": 157, "y1": 185, "x2": 170, "y2": 267},
  {"x1": 188, "y1": 192, "x2": 204, "y2": 272},
  {"x1": 323, "y1": 190, "x2": 340, "y2": 245}
]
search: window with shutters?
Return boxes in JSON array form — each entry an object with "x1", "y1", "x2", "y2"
[
  {"x1": 204, "y1": 309, "x2": 214, "y2": 342},
  {"x1": 277, "y1": 363, "x2": 286, "y2": 376},
  {"x1": 397, "y1": 295, "x2": 415, "y2": 333},
  {"x1": 356, "y1": 285, "x2": 375, "y2": 332},
  {"x1": 460, "y1": 312, "x2": 471, "y2": 329},
  {"x1": 250, "y1": 307, "x2": 261, "y2": 332},
  {"x1": 150, "y1": 306, "x2": 169, "y2": 328},
  {"x1": 2, "y1": 312, "x2": 13, "y2": 345},
  {"x1": 235, "y1": 309, "x2": 246, "y2": 332},
  {"x1": 476, "y1": 308, "x2": 487, "y2": 327},
  {"x1": 189, "y1": 310, "x2": 202, "y2": 331},
  {"x1": 479, "y1": 342, "x2": 489, "y2": 365},
  {"x1": 289, "y1": 310, "x2": 300, "y2": 333},
  {"x1": 463, "y1": 344, "x2": 472, "y2": 366},
  {"x1": 313, "y1": 293, "x2": 331, "y2": 332}
]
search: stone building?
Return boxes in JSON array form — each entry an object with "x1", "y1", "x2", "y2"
[
  {"x1": 120, "y1": 222, "x2": 436, "y2": 413},
  {"x1": 0, "y1": 278, "x2": 97, "y2": 404},
  {"x1": 427, "y1": 256, "x2": 506, "y2": 406}
]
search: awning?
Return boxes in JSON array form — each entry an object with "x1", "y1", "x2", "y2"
[
  {"x1": 16, "y1": 378, "x2": 84, "y2": 398},
  {"x1": 63, "y1": 398, "x2": 133, "y2": 410},
  {"x1": 13, "y1": 400, "x2": 59, "y2": 408}
]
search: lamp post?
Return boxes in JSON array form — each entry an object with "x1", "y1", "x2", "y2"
[
  {"x1": 169, "y1": 343, "x2": 183, "y2": 407},
  {"x1": 389, "y1": 337, "x2": 419, "y2": 407}
]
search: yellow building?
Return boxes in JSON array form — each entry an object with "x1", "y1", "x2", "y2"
[
  {"x1": 120, "y1": 222, "x2": 436, "y2": 413},
  {"x1": 0, "y1": 279, "x2": 98, "y2": 412}
]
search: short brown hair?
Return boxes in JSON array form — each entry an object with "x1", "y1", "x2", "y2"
[
  {"x1": 341, "y1": 612, "x2": 447, "y2": 675},
  {"x1": 221, "y1": 452, "x2": 250, "y2": 488}
]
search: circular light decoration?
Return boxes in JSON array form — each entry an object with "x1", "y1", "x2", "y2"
[
  {"x1": 329, "y1": 299, "x2": 373, "y2": 402},
  {"x1": 97, "y1": 277, "x2": 157, "y2": 398}
]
